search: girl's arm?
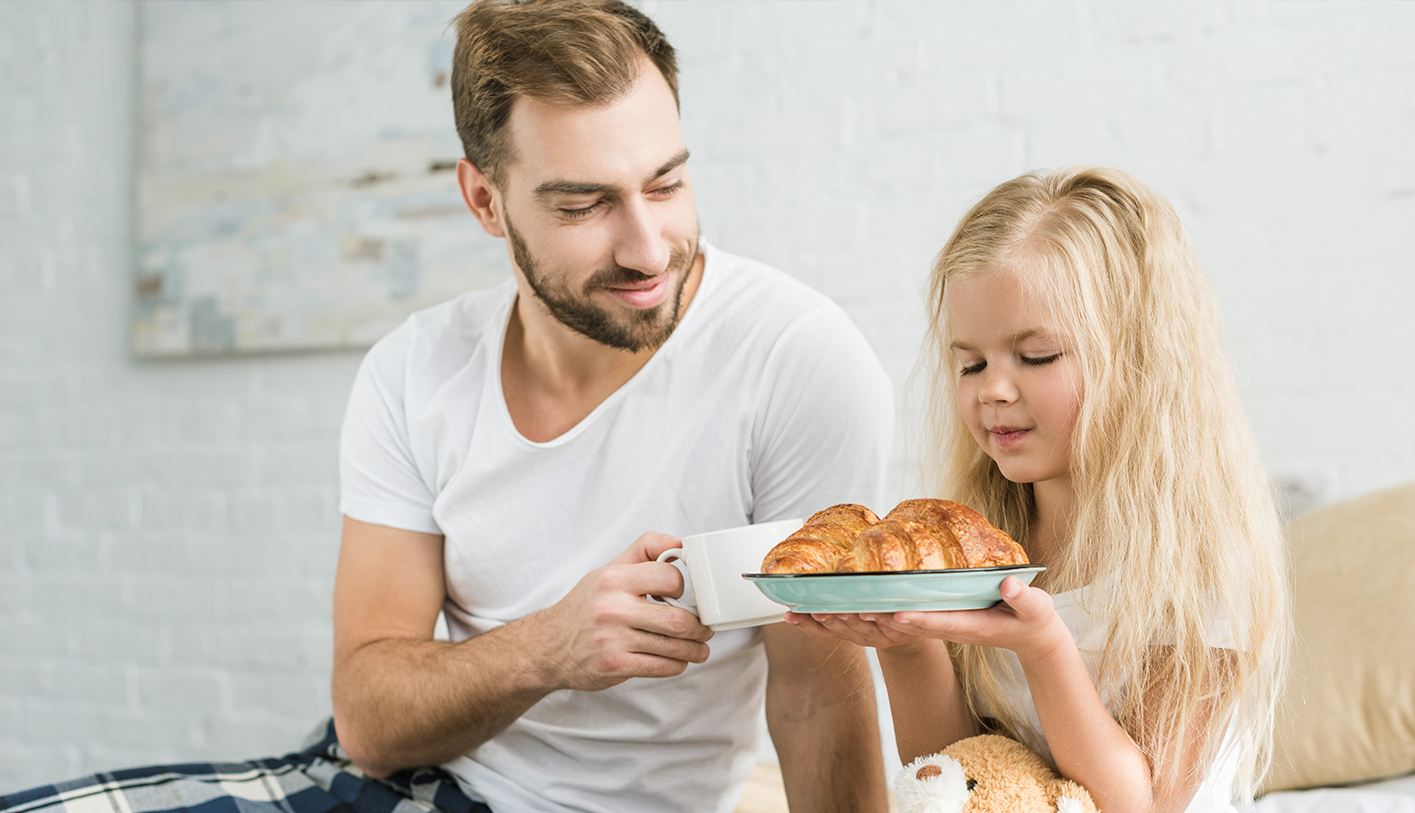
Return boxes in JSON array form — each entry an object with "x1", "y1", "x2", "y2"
[
  {"x1": 1023, "y1": 637, "x2": 1222, "y2": 813},
  {"x1": 879, "y1": 578, "x2": 1213, "y2": 813},
  {"x1": 785, "y1": 613, "x2": 977, "y2": 763}
]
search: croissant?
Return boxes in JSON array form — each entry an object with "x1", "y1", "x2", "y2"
[
  {"x1": 835, "y1": 499, "x2": 1027, "y2": 572},
  {"x1": 759, "y1": 499, "x2": 1027, "y2": 574},
  {"x1": 759, "y1": 504, "x2": 879, "y2": 574}
]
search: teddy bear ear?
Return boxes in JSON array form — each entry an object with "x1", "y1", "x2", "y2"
[
  {"x1": 1051, "y1": 779, "x2": 1097, "y2": 813},
  {"x1": 894, "y1": 755, "x2": 969, "y2": 812}
]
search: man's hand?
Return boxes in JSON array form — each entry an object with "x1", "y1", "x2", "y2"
[
  {"x1": 333, "y1": 523, "x2": 714, "y2": 777},
  {"x1": 526, "y1": 532, "x2": 715, "y2": 692}
]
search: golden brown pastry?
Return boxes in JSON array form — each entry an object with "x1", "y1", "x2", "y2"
[
  {"x1": 759, "y1": 504, "x2": 879, "y2": 574},
  {"x1": 759, "y1": 499, "x2": 1027, "y2": 574},
  {"x1": 904, "y1": 498, "x2": 1029, "y2": 569},
  {"x1": 837, "y1": 499, "x2": 1027, "y2": 572},
  {"x1": 834, "y1": 520, "x2": 927, "y2": 572}
]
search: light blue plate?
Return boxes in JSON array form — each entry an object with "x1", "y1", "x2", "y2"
[{"x1": 742, "y1": 566, "x2": 1045, "y2": 613}]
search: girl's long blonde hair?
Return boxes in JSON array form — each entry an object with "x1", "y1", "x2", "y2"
[{"x1": 919, "y1": 167, "x2": 1291, "y2": 800}]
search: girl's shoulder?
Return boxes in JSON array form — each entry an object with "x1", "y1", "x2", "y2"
[{"x1": 1060, "y1": 585, "x2": 1241, "y2": 652}]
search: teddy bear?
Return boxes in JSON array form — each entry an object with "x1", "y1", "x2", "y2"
[{"x1": 893, "y1": 734, "x2": 1098, "y2": 813}]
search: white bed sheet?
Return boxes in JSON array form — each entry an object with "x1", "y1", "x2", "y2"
[{"x1": 1254, "y1": 773, "x2": 1415, "y2": 813}]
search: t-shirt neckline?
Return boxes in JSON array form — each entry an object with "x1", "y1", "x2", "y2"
[{"x1": 488, "y1": 239, "x2": 720, "y2": 449}]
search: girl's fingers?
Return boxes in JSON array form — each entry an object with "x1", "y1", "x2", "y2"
[
  {"x1": 789, "y1": 585, "x2": 1061, "y2": 652},
  {"x1": 813, "y1": 613, "x2": 880, "y2": 646},
  {"x1": 873, "y1": 581, "x2": 1061, "y2": 652},
  {"x1": 840, "y1": 613, "x2": 919, "y2": 646},
  {"x1": 784, "y1": 611, "x2": 866, "y2": 644},
  {"x1": 785, "y1": 611, "x2": 918, "y2": 649},
  {"x1": 783, "y1": 611, "x2": 837, "y2": 639},
  {"x1": 997, "y1": 577, "x2": 1053, "y2": 621}
]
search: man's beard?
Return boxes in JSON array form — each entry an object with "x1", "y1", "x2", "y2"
[{"x1": 506, "y1": 219, "x2": 697, "y2": 353}]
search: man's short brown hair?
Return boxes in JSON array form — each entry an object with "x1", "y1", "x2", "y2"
[{"x1": 451, "y1": 0, "x2": 679, "y2": 186}]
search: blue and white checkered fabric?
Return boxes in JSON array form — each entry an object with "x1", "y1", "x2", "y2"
[{"x1": 1, "y1": 721, "x2": 490, "y2": 813}]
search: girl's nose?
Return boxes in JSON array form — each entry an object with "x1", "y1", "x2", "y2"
[
  {"x1": 613, "y1": 198, "x2": 671, "y2": 276},
  {"x1": 978, "y1": 368, "x2": 1018, "y2": 404}
]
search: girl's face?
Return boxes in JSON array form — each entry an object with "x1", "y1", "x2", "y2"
[{"x1": 945, "y1": 267, "x2": 1082, "y2": 491}]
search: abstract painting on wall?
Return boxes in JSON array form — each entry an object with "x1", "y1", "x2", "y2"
[{"x1": 133, "y1": 1, "x2": 509, "y2": 356}]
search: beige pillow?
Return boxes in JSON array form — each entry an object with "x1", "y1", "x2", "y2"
[{"x1": 1262, "y1": 481, "x2": 1415, "y2": 792}]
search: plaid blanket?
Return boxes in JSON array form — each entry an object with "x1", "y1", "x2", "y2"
[{"x1": 0, "y1": 720, "x2": 491, "y2": 813}]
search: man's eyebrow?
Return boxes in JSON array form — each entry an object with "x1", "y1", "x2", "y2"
[
  {"x1": 651, "y1": 149, "x2": 690, "y2": 180},
  {"x1": 532, "y1": 149, "x2": 691, "y2": 199},
  {"x1": 534, "y1": 179, "x2": 612, "y2": 197}
]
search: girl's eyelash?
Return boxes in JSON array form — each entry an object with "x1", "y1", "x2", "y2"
[{"x1": 959, "y1": 353, "x2": 1059, "y2": 375}]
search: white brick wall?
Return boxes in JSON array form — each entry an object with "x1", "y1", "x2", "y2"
[
  {"x1": 3, "y1": 0, "x2": 1414, "y2": 793},
  {"x1": 1, "y1": 1, "x2": 359, "y2": 788}
]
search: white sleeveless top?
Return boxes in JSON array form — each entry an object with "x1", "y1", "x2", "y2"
[{"x1": 982, "y1": 586, "x2": 1243, "y2": 813}]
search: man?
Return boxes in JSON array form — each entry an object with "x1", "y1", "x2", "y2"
[
  {"x1": 331, "y1": 1, "x2": 894, "y2": 811},
  {"x1": 0, "y1": 3, "x2": 889, "y2": 813}
]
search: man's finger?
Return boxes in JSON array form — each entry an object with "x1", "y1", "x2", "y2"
[
  {"x1": 598, "y1": 560, "x2": 688, "y2": 601},
  {"x1": 635, "y1": 600, "x2": 713, "y2": 643},
  {"x1": 620, "y1": 531, "x2": 682, "y2": 565},
  {"x1": 627, "y1": 625, "x2": 712, "y2": 664}
]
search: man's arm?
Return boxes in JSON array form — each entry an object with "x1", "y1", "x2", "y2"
[
  {"x1": 761, "y1": 622, "x2": 888, "y2": 812},
  {"x1": 786, "y1": 612, "x2": 979, "y2": 763},
  {"x1": 331, "y1": 517, "x2": 714, "y2": 778}
]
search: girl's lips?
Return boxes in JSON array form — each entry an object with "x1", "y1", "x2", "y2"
[
  {"x1": 605, "y1": 275, "x2": 669, "y2": 309},
  {"x1": 990, "y1": 426, "x2": 1029, "y2": 449}
]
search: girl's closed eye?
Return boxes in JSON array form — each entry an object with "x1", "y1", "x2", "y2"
[
  {"x1": 959, "y1": 360, "x2": 985, "y2": 376},
  {"x1": 1021, "y1": 352, "x2": 1062, "y2": 366}
]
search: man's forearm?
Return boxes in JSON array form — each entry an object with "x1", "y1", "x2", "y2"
[
  {"x1": 332, "y1": 620, "x2": 552, "y2": 777},
  {"x1": 764, "y1": 629, "x2": 888, "y2": 812},
  {"x1": 770, "y1": 684, "x2": 887, "y2": 812},
  {"x1": 331, "y1": 537, "x2": 715, "y2": 778},
  {"x1": 876, "y1": 639, "x2": 976, "y2": 762}
]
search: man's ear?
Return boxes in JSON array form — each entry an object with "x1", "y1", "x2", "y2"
[{"x1": 457, "y1": 158, "x2": 506, "y2": 238}]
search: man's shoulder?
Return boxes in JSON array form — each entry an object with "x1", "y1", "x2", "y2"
[
  {"x1": 357, "y1": 280, "x2": 515, "y2": 388},
  {"x1": 367, "y1": 281, "x2": 513, "y2": 359},
  {"x1": 698, "y1": 243, "x2": 847, "y2": 340}
]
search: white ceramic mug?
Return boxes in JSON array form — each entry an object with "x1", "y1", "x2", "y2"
[{"x1": 648, "y1": 518, "x2": 803, "y2": 631}]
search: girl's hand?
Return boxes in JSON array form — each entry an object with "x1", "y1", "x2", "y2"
[
  {"x1": 784, "y1": 611, "x2": 925, "y2": 650},
  {"x1": 872, "y1": 576, "x2": 1068, "y2": 661}
]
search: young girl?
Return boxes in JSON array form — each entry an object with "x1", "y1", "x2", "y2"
[{"x1": 788, "y1": 167, "x2": 1291, "y2": 813}]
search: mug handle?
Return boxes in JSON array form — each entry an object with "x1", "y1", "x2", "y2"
[{"x1": 646, "y1": 548, "x2": 697, "y2": 612}]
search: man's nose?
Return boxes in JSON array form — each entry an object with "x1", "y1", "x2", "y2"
[{"x1": 612, "y1": 198, "x2": 671, "y2": 276}]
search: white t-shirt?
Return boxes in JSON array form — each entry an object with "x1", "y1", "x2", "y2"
[
  {"x1": 339, "y1": 240, "x2": 894, "y2": 813},
  {"x1": 985, "y1": 587, "x2": 1242, "y2": 813}
]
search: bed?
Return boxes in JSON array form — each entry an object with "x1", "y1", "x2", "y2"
[{"x1": 1250, "y1": 481, "x2": 1415, "y2": 812}]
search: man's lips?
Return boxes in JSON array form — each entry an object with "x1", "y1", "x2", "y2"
[
  {"x1": 603, "y1": 275, "x2": 669, "y2": 309},
  {"x1": 989, "y1": 425, "x2": 1030, "y2": 448}
]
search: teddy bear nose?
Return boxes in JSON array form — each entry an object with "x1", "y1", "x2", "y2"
[{"x1": 915, "y1": 764, "x2": 943, "y2": 780}]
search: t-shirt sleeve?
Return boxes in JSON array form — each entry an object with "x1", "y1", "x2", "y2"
[
  {"x1": 749, "y1": 301, "x2": 895, "y2": 524},
  {"x1": 339, "y1": 325, "x2": 442, "y2": 535}
]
